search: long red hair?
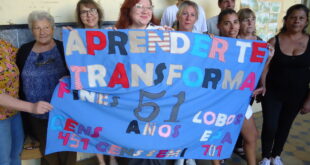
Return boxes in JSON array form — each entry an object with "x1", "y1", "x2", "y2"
[{"x1": 115, "y1": 0, "x2": 159, "y2": 29}]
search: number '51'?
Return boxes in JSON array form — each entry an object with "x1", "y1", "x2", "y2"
[{"x1": 134, "y1": 90, "x2": 185, "y2": 122}]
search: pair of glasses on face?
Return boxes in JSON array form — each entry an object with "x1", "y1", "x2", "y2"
[
  {"x1": 80, "y1": 8, "x2": 98, "y2": 17},
  {"x1": 135, "y1": 3, "x2": 153, "y2": 11},
  {"x1": 35, "y1": 53, "x2": 55, "y2": 67}
]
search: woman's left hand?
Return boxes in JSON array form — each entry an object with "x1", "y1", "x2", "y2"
[{"x1": 253, "y1": 86, "x2": 266, "y2": 97}]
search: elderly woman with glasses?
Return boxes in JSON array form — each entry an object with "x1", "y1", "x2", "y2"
[{"x1": 16, "y1": 10, "x2": 76, "y2": 165}]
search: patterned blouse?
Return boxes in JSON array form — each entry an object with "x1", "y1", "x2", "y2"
[{"x1": 0, "y1": 39, "x2": 19, "y2": 120}]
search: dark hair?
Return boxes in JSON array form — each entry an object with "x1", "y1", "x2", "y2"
[
  {"x1": 218, "y1": 8, "x2": 237, "y2": 26},
  {"x1": 280, "y1": 4, "x2": 309, "y2": 33},
  {"x1": 174, "y1": 1, "x2": 199, "y2": 30},
  {"x1": 218, "y1": 0, "x2": 235, "y2": 4},
  {"x1": 75, "y1": 0, "x2": 103, "y2": 28},
  {"x1": 115, "y1": 0, "x2": 159, "y2": 29}
]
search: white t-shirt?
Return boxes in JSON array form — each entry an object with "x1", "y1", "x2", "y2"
[
  {"x1": 206, "y1": 15, "x2": 220, "y2": 36},
  {"x1": 160, "y1": 4, "x2": 208, "y2": 33},
  {"x1": 146, "y1": 23, "x2": 164, "y2": 30}
]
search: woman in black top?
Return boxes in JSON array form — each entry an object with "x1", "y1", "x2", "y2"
[{"x1": 259, "y1": 4, "x2": 310, "y2": 165}]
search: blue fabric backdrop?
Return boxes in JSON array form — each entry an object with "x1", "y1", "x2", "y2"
[{"x1": 46, "y1": 29, "x2": 268, "y2": 160}]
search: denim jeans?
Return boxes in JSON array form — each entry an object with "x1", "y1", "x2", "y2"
[{"x1": 0, "y1": 113, "x2": 24, "y2": 165}]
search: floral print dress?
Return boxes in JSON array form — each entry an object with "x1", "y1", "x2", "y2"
[{"x1": 0, "y1": 39, "x2": 19, "y2": 120}]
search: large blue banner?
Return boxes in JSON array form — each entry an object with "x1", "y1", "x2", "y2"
[{"x1": 46, "y1": 29, "x2": 268, "y2": 160}]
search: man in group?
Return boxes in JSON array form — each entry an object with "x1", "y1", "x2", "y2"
[
  {"x1": 206, "y1": 0, "x2": 235, "y2": 35},
  {"x1": 160, "y1": 0, "x2": 208, "y2": 33}
]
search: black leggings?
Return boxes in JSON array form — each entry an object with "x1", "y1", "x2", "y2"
[{"x1": 261, "y1": 91, "x2": 302, "y2": 158}]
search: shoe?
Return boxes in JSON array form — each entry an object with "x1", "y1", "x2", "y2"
[
  {"x1": 185, "y1": 159, "x2": 196, "y2": 165},
  {"x1": 271, "y1": 156, "x2": 283, "y2": 165},
  {"x1": 233, "y1": 147, "x2": 246, "y2": 160},
  {"x1": 259, "y1": 158, "x2": 271, "y2": 165}
]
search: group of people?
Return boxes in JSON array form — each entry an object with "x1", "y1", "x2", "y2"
[{"x1": 0, "y1": 0, "x2": 309, "y2": 165}]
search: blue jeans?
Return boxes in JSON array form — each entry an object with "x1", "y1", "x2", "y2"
[{"x1": 0, "y1": 113, "x2": 24, "y2": 165}]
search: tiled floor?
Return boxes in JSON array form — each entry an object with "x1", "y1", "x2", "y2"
[
  {"x1": 220, "y1": 111, "x2": 310, "y2": 165},
  {"x1": 23, "y1": 104, "x2": 310, "y2": 165}
]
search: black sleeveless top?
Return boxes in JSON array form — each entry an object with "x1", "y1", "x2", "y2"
[{"x1": 266, "y1": 35, "x2": 310, "y2": 101}]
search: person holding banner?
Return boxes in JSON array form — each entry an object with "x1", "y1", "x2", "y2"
[
  {"x1": 16, "y1": 11, "x2": 76, "y2": 165},
  {"x1": 114, "y1": 0, "x2": 161, "y2": 30},
  {"x1": 237, "y1": 8, "x2": 263, "y2": 41},
  {"x1": 259, "y1": 4, "x2": 310, "y2": 165},
  {"x1": 114, "y1": 0, "x2": 167, "y2": 164},
  {"x1": 172, "y1": 1, "x2": 200, "y2": 34},
  {"x1": 210, "y1": 9, "x2": 259, "y2": 165},
  {"x1": 0, "y1": 39, "x2": 53, "y2": 165},
  {"x1": 172, "y1": 1, "x2": 199, "y2": 165},
  {"x1": 75, "y1": 0, "x2": 103, "y2": 29},
  {"x1": 74, "y1": 0, "x2": 118, "y2": 165},
  {"x1": 160, "y1": 0, "x2": 207, "y2": 33},
  {"x1": 233, "y1": 7, "x2": 264, "y2": 161}
]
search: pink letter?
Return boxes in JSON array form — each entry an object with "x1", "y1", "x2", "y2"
[
  {"x1": 209, "y1": 38, "x2": 228, "y2": 62},
  {"x1": 71, "y1": 66, "x2": 87, "y2": 90},
  {"x1": 239, "y1": 72, "x2": 256, "y2": 91}
]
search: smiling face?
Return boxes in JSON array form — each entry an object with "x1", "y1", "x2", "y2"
[
  {"x1": 129, "y1": 0, "x2": 153, "y2": 29},
  {"x1": 79, "y1": 4, "x2": 99, "y2": 29},
  {"x1": 218, "y1": 13, "x2": 240, "y2": 38},
  {"x1": 32, "y1": 19, "x2": 54, "y2": 45},
  {"x1": 285, "y1": 9, "x2": 308, "y2": 33},
  {"x1": 240, "y1": 14, "x2": 256, "y2": 34},
  {"x1": 177, "y1": 5, "x2": 197, "y2": 32}
]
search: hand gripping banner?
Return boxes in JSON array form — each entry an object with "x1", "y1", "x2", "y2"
[{"x1": 46, "y1": 29, "x2": 268, "y2": 160}]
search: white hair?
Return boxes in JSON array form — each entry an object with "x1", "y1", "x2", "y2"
[{"x1": 28, "y1": 10, "x2": 55, "y2": 30}]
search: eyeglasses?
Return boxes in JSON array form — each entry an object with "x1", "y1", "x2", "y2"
[
  {"x1": 35, "y1": 53, "x2": 55, "y2": 67},
  {"x1": 135, "y1": 3, "x2": 153, "y2": 11},
  {"x1": 80, "y1": 8, "x2": 98, "y2": 17}
]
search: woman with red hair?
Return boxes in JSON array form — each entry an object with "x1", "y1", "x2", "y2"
[
  {"x1": 114, "y1": 0, "x2": 163, "y2": 30},
  {"x1": 115, "y1": 1, "x2": 167, "y2": 165}
]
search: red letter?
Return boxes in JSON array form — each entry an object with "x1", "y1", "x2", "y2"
[
  {"x1": 108, "y1": 63, "x2": 129, "y2": 88},
  {"x1": 86, "y1": 31, "x2": 107, "y2": 55},
  {"x1": 209, "y1": 38, "x2": 228, "y2": 62},
  {"x1": 81, "y1": 138, "x2": 90, "y2": 150},
  {"x1": 91, "y1": 127, "x2": 103, "y2": 138},
  {"x1": 156, "y1": 150, "x2": 168, "y2": 158},
  {"x1": 239, "y1": 72, "x2": 256, "y2": 91},
  {"x1": 64, "y1": 118, "x2": 78, "y2": 132},
  {"x1": 58, "y1": 132, "x2": 70, "y2": 146},
  {"x1": 251, "y1": 42, "x2": 267, "y2": 63},
  {"x1": 202, "y1": 145, "x2": 210, "y2": 155},
  {"x1": 70, "y1": 66, "x2": 87, "y2": 90},
  {"x1": 58, "y1": 81, "x2": 70, "y2": 98}
]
